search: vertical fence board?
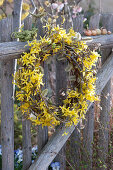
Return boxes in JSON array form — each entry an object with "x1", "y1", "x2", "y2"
[
  {"x1": 55, "y1": 59, "x2": 67, "y2": 170},
  {"x1": 1, "y1": 17, "x2": 14, "y2": 170},
  {"x1": 89, "y1": 14, "x2": 101, "y2": 29},
  {"x1": 13, "y1": 0, "x2": 23, "y2": 31},
  {"x1": 82, "y1": 105, "x2": 95, "y2": 169},
  {"x1": 37, "y1": 126, "x2": 48, "y2": 154},
  {"x1": 73, "y1": 15, "x2": 84, "y2": 34},
  {"x1": 98, "y1": 14, "x2": 113, "y2": 169},
  {"x1": 13, "y1": 0, "x2": 23, "y2": 94},
  {"x1": 70, "y1": 123, "x2": 81, "y2": 169},
  {"x1": 69, "y1": 15, "x2": 84, "y2": 169},
  {"x1": 36, "y1": 18, "x2": 48, "y2": 158},
  {"x1": 82, "y1": 14, "x2": 100, "y2": 169},
  {"x1": 22, "y1": 17, "x2": 32, "y2": 170}
]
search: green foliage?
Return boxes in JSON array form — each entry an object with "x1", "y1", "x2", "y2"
[{"x1": 12, "y1": 28, "x2": 38, "y2": 42}]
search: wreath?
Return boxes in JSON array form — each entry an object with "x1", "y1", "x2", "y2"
[{"x1": 14, "y1": 25, "x2": 100, "y2": 127}]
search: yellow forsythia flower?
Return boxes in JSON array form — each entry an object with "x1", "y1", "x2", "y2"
[
  {"x1": 8, "y1": 0, "x2": 13, "y2": 3},
  {"x1": 22, "y1": 3, "x2": 30, "y2": 11},
  {"x1": 21, "y1": 11, "x2": 29, "y2": 21},
  {"x1": 0, "y1": 0, "x2": 4, "y2": 6},
  {"x1": 0, "y1": 15, "x2": 2, "y2": 20}
]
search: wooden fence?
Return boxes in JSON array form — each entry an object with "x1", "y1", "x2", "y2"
[{"x1": 0, "y1": 13, "x2": 113, "y2": 170}]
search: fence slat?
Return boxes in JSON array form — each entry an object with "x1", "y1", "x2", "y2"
[
  {"x1": 22, "y1": 16, "x2": 32, "y2": 170},
  {"x1": 98, "y1": 14, "x2": 113, "y2": 169},
  {"x1": 82, "y1": 105, "x2": 95, "y2": 169},
  {"x1": 70, "y1": 123, "x2": 81, "y2": 169},
  {"x1": 82, "y1": 14, "x2": 100, "y2": 169},
  {"x1": 89, "y1": 14, "x2": 101, "y2": 29},
  {"x1": 1, "y1": 17, "x2": 14, "y2": 170},
  {"x1": 36, "y1": 18, "x2": 48, "y2": 158},
  {"x1": 69, "y1": 15, "x2": 84, "y2": 169},
  {"x1": 54, "y1": 59, "x2": 67, "y2": 170},
  {"x1": 28, "y1": 52, "x2": 113, "y2": 170}
]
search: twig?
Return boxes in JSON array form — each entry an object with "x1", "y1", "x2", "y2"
[
  {"x1": 30, "y1": 0, "x2": 37, "y2": 14},
  {"x1": 0, "y1": 6, "x2": 7, "y2": 17}
]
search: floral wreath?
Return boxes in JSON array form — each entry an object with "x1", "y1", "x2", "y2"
[{"x1": 14, "y1": 25, "x2": 100, "y2": 127}]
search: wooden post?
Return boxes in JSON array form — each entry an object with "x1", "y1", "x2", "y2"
[
  {"x1": 22, "y1": 17, "x2": 32, "y2": 170},
  {"x1": 69, "y1": 15, "x2": 84, "y2": 169},
  {"x1": 69, "y1": 124, "x2": 81, "y2": 169},
  {"x1": 82, "y1": 14, "x2": 100, "y2": 170},
  {"x1": 13, "y1": 0, "x2": 23, "y2": 31},
  {"x1": 82, "y1": 105, "x2": 95, "y2": 169},
  {"x1": 89, "y1": 14, "x2": 101, "y2": 29},
  {"x1": 98, "y1": 14, "x2": 113, "y2": 169},
  {"x1": 13, "y1": 0, "x2": 23, "y2": 94},
  {"x1": 73, "y1": 15, "x2": 84, "y2": 34},
  {"x1": 36, "y1": 18, "x2": 48, "y2": 156},
  {"x1": 54, "y1": 59, "x2": 67, "y2": 170},
  {"x1": 1, "y1": 17, "x2": 14, "y2": 170}
]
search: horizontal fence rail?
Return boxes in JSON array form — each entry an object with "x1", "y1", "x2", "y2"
[
  {"x1": 0, "y1": 34, "x2": 113, "y2": 60},
  {"x1": 28, "y1": 52, "x2": 113, "y2": 170}
]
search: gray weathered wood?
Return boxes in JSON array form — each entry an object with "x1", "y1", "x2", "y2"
[
  {"x1": 97, "y1": 14, "x2": 113, "y2": 169},
  {"x1": 1, "y1": 17, "x2": 14, "y2": 170},
  {"x1": 89, "y1": 14, "x2": 101, "y2": 29},
  {"x1": 100, "y1": 13, "x2": 113, "y2": 32},
  {"x1": 22, "y1": 17, "x2": 32, "y2": 170},
  {"x1": 1, "y1": 34, "x2": 113, "y2": 60},
  {"x1": 98, "y1": 81, "x2": 110, "y2": 169},
  {"x1": 73, "y1": 15, "x2": 84, "y2": 34},
  {"x1": 22, "y1": 119, "x2": 32, "y2": 170},
  {"x1": 13, "y1": 0, "x2": 23, "y2": 94},
  {"x1": 69, "y1": 15, "x2": 84, "y2": 169},
  {"x1": 70, "y1": 123, "x2": 81, "y2": 169},
  {"x1": 96, "y1": 52, "x2": 113, "y2": 95},
  {"x1": 36, "y1": 17, "x2": 48, "y2": 169},
  {"x1": 13, "y1": 0, "x2": 23, "y2": 31},
  {"x1": 28, "y1": 52, "x2": 113, "y2": 170},
  {"x1": 82, "y1": 14, "x2": 100, "y2": 170},
  {"x1": 54, "y1": 59, "x2": 67, "y2": 170},
  {"x1": 0, "y1": 41, "x2": 29, "y2": 60},
  {"x1": 82, "y1": 104, "x2": 95, "y2": 169},
  {"x1": 37, "y1": 126, "x2": 48, "y2": 154}
]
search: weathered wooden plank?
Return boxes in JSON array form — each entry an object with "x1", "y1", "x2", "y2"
[
  {"x1": 96, "y1": 52, "x2": 113, "y2": 95},
  {"x1": 100, "y1": 13, "x2": 113, "y2": 32},
  {"x1": 1, "y1": 34, "x2": 113, "y2": 60},
  {"x1": 13, "y1": 0, "x2": 23, "y2": 31},
  {"x1": 97, "y1": 14, "x2": 113, "y2": 169},
  {"x1": 28, "y1": 53, "x2": 113, "y2": 170},
  {"x1": 0, "y1": 41, "x2": 29, "y2": 60},
  {"x1": 54, "y1": 59, "x2": 67, "y2": 170},
  {"x1": 1, "y1": 17, "x2": 14, "y2": 170},
  {"x1": 69, "y1": 123, "x2": 81, "y2": 169},
  {"x1": 82, "y1": 14, "x2": 100, "y2": 170},
  {"x1": 22, "y1": 119, "x2": 32, "y2": 170},
  {"x1": 82, "y1": 104, "x2": 95, "y2": 169},
  {"x1": 69, "y1": 15, "x2": 84, "y2": 169},
  {"x1": 37, "y1": 126, "x2": 48, "y2": 154},
  {"x1": 22, "y1": 17, "x2": 32, "y2": 170},
  {"x1": 36, "y1": 17, "x2": 48, "y2": 161},
  {"x1": 73, "y1": 15, "x2": 84, "y2": 34},
  {"x1": 89, "y1": 14, "x2": 101, "y2": 29},
  {"x1": 88, "y1": 34, "x2": 113, "y2": 48}
]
